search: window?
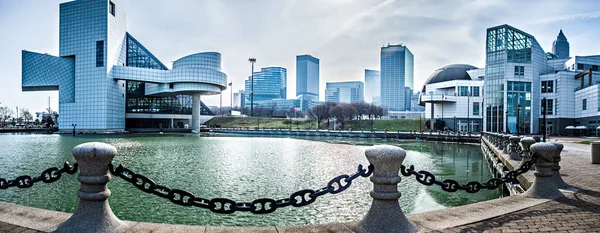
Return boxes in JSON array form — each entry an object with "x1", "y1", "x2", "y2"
[
  {"x1": 593, "y1": 65, "x2": 599, "y2": 72},
  {"x1": 578, "y1": 63, "x2": 585, "y2": 70},
  {"x1": 459, "y1": 86, "x2": 469, "y2": 96},
  {"x1": 109, "y1": 1, "x2": 115, "y2": 16},
  {"x1": 169, "y1": 83, "x2": 174, "y2": 89},
  {"x1": 473, "y1": 102, "x2": 480, "y2": 115},
  {"x1": 541, "y1": 80, "x2": 554, "y2": 93},
  {"x1": 541, "y1": 99, "x2": 553, "y2": 115},
  {"x1": 96, "y1": 40, "x2": 104, "y2": 67},
  {"x1": 514, "y1": 66, "x2": 524, "y2": 76},
  {"x1": 583, "y1": 99, "x2": 587, "y2": 110},
  {"x1": 471, "y1": 86, "x2": 480, "y2": 97}
]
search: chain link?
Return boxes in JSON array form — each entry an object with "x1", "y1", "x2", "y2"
[
  {"x1": 401, "y1": 154, "x2": 537, "y2": 193},
  {"x1": 109, "y1": 163, "x2": 373, "y2": 214},
  {"x1": 0, "y1": 162, "x2": 78, "y2": 190}
]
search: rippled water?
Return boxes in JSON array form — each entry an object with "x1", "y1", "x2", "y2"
[{"x1": 0, "y1": 133, "x2": 498, "y2": 226}]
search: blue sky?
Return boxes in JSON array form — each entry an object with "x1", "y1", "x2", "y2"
[{"x1": 1, "y1": 0, "x2": 600, "y2": 113}]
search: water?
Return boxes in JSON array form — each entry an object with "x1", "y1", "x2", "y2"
[{"x1": 0, "y1": 133, "x2": 498, "y2": 226}]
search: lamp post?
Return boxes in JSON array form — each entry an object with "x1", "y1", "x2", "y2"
[
  {"x1": 453, "y1": 116, "x2": 456, "y2": 132},
  {"x1": 505, "y1": 111, "x2": 508, "y2": 134},
  {"x1": 71, "y1": 123, "x2": 76, "y2": 136},
  {"x1": 248, "y1": 58, "x2": 256, "y2": 117},
  {"x1": 516, "y1": 104, "x2": 521, "y2": 136},
  {"x1": 542, "y1": 98, "x2": 547, "y2": 142},
  {"x1": 229, "y1": 82, "x2": 233, "y2": 115}
]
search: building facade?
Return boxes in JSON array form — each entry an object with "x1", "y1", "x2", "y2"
[
  {"x1": 244, "y1": 67, "x2": 287, "y2": 101},
  {"x1": 21, "y1": 0, "x2": 226, "y2": 133},
  {"x1": 325, "y1": 81, "x2": 364, "y2": 103},
  {"x1": 380, "y1": 44, "x2": 414, "y2": 111},
  {"x1": 420, "y1": 64, "x2": 484, "y2": 132},
  {"x1": 233, "y1": 90, "x2": 246, "y2": 108},
  {"x1": 364, "y1": 69, "x2": 380, "y2": 104},
  {"x1": 296, "y1": 55, "x2": 320, "y2": 101}
]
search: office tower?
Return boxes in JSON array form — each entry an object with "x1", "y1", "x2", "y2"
[
  {"x1": 244, "y1": 67, "x2": 287, "y2": 101},
  {"x1": 325, "y1": 81, "x2": 364, "y2": 103},
  {"x1": 380, "y1": 44, "x2": 414, "y2": 111},
  {"x1": 552, "y1": 30, "x2": 570, "y2": 59},
  {"x1": 364, "y1": 69, "x2": 380, "y2": 104},
  {"x1": 296, "y1": 55, "x2": 320, "y2": 101}
]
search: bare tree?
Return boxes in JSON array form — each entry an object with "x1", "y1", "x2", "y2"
[
  {"x1": 19, "y1": 108, "x2": 33, "y2": 124},
  {"x1": 329, "y1": 103, "x2": 356, "y2": 128},
  {"x1": 307, "y1": 104, "x2": 329, "y2": 128},
  {"x1": 0, "y1": 106, "x2": 14, "y2": 126}
]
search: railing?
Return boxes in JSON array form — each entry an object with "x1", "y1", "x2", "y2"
[{"x1": 0, "y1": 137, "x2": 568, "y2": 233}]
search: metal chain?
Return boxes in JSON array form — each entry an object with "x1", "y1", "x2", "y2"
[
  {"x1": 0, "y1": 162, "x2": 78, "y2": 189},
  {"x1": 108, "y1": 163, "x2": 374, "y2": 214},
  {"x1": 400, "y1": 154, "x2": 537, "y2": 193}
]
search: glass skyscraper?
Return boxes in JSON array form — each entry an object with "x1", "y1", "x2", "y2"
[
  {"x1": 380, "y1": 44, "x2": 414, "y2": 111},
  {"x1": 245, "y1": 67, "x2": 287, "y2": 101},
  {"x1": 296, "y1": 55, "x2": 320, "y2": 101},
  {"x1": 364, "y1": 69, "x2": 380, "y2": 104},
  {"x1": 552, "y1": 30, "x2": 570, "y2": 59},
  {"x1": 325, "y1": 81, "x2": 364, "y2": 103}
]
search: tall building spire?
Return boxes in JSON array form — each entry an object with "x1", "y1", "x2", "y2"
[{"x1": 552, "y1": 29, "x2": 570, "y2": 59}]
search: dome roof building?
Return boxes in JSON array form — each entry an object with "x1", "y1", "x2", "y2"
[{"x1": 421, "y1": 64, "x2": 479, "y2": 92}]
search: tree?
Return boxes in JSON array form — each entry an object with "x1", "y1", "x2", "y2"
[
  {"x1": 351, "y1": 101, "x2": 370, "y2": 120},
  {"x1": 0, "y1": 106, "x2": 14, "y2": 127},
  {"x1": 307, "y1": 104, "x2": 329, "y2": 128},
  {"x1": 20, "y1": 109, "x2": 33, "y2": 124},
  {"x1": 46, "y1": 115, "x2": 55, "y2": 128},
  {"x1": 329, "y1": 103, "x2": 356, "y2": 128}
]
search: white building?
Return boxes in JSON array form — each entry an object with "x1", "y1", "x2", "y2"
[
  {"x1": 420, "y1": 64, "x2": 484, "y2": 132},
  {"x1": 325, "y1": 81, "x2": 364, "y2": 103}
]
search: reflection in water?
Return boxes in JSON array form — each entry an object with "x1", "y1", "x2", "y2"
[{"x1": 0, "y1": 133, "x2": 498, "y2": 226}]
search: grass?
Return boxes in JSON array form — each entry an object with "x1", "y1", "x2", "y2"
[
  {"x1": 205, "y1": 116, "x2": 317, "y2": 129},
  {"x1": 344, "y1": 118, "x2": 427, "y2": 131},
  {"x1": 578, "y1": 141, "x2": 593, "y2": 145}
]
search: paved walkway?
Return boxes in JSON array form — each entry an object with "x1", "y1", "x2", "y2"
[
  {"x1": 437, "y1": 137, "x2": 600, "y2": 233},
  {"x1": 1, "y1": 136, "x2": 600, "y2": 232}
]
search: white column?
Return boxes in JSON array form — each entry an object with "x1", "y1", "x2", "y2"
[{"x1": 192, "y1": 93, "x2": 201, "y2": 133}]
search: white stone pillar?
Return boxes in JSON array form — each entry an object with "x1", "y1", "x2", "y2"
[{"x1": 192, "y1": 93, "x2": 201, "y2": 133}]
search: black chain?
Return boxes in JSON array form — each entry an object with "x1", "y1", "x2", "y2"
[
  {"x1": 109, "y1": 163, "x2": 374, "y2": 214},
  {"x1": 0, "y1": 162, "x2": 78, "y2": 189},
  {"x1": 400, "y1": 154, "x2": 537, "y2": 193}
]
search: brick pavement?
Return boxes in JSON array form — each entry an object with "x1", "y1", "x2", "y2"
[{"x1": 0, "y1": 221, "x2": 41, "y2": 233}]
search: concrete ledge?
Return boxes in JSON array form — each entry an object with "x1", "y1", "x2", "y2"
[{"x1": 481, "y1": 137, "x2": 535, "y2": 189}]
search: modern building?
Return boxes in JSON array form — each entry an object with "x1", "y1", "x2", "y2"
[
  {"x1": 552, "y1": 30, "x2": 569, "y2": 59},
  {"x1": 296, "y1": 55, "x2": 320, "y2": 101},
  {"x1": 380, "y1": 44, "x2": 414, "y2": 111},
  {"x1": 410, "y1": 92, "x2": 425, "y2": 112},
  {"x1": 325, "y1": 81, "x2": 364, "y2": 103},
  {"x1": 482, "y1": 25, "x2": 600, "y2": 136},
  {"x1": 21, "y1": 0, "x2": 226, "y2": 133},
  {"x1": 244, "y1": 67, "x2": 287, "y2": 102},
  {"x1": 233, "y1": 90, "x2": 246, "y2": 108},
  {"x1": 364, "y1": 69, "x2": 380, "y2": 104},
  {"x1": 420, "y1": 64, "x2": 484, "y2": 132}
]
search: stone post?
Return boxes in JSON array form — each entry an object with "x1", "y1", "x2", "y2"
[
  {"x1": 550, "y1": 142, "x2": 570, "y2": 189},
  {"x1": 502, "y1": 135, "x2": 511, "y2": 154},
  {"x1": 518, "y1": 137, "x2": 536, "y2": 170},
  {"x1": 508, "y1": 136, "x2": 522, "y2": 161},
  {"x1": 353, "y1": 145, "x2": 418, "y2": 233},
  {"x1": 56, "y1": 142, "x2": 127, "y2": 233},
  {"x1": 497, "y1": 134, "x2": 504, "y2": 150},
  {"x1": 522, "y1": 143, "x2": 564, "y2": 199},
  {"x1": 532, "y1": 135, "x2": 541, "y2": 142}
]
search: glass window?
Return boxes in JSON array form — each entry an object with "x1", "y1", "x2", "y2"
[
  {"x1": 459, "y1": 86, "x2": 469, "y2": 96},
  {"x1": 473, "y1": 102, "x2": 480, "y2": 115},
  {"x1": 514, "y1": 66, "x2": 524, "y2": 76},
  {"x1": 578, "y1": 63, "x2": 585, "y2": 70},
  {"x1": 583, "y1": 99, "x2": 587, "y2": 110},
  {"x1": 542, "y1": 99, "x2": 553, "y2": 115},
  {"x1": 547, "y1": 81, "x2": 553, "y2": 93},
  {"x1": 593, "y1": 65, "x2": 599, "y2": 71},
  {"x1": 109, "y1": 1, "x2": 115, "y2": 16},
  {"x1": 96, "y1": 40, "x2": 104, "y2": 67},
  {"x1": 471, "y1": 86, "x2": 480, "y2": 97}
]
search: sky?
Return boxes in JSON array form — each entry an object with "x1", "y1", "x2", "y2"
[{"x1": 1, "y1": 0, "x2": 600, "y2": 113}]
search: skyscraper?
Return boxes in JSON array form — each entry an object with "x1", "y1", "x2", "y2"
[
  {"x1": 244, "y1": 67, "x2": 287, "y2": 101},
  {"x1": 325, "y1": 81, "x2": 364, "y2": 103},
  {"x1": 364, "y1": 69, "x2": 380, "y2": 104},
  {"x1": 296, "y1": 55, "x2": 320, "y2": 101},
  {"x1": 552, "y1": 29, "x2": 570, "y2": 59},
  {"x1": 380, "y1": 44, "x2": 414, "y2": 111}
]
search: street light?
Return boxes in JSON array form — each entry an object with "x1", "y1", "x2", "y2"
[
  {"x1": 505, "y1": 111, "x2": 508, "y2": 134},
  {"x1": 516, "y1": 104, "x2": 521, "y2": 136},
  {"x1": 542, "y1": 98, "x2": 547, "y2": 142},
  {"x1": 248, "y1": 58, "x2": 256, "y2": 117}
]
